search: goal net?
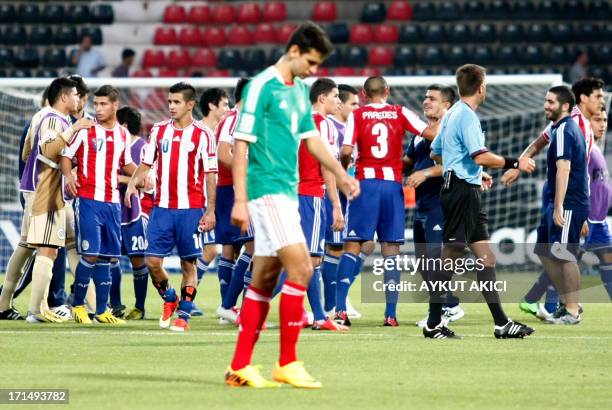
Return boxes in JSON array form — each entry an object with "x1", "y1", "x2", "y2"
[{"x1": 0, "y1": 74, "x2": 595, "y2": 276}]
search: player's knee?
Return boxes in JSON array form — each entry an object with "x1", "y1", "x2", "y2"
[{"x1": 146, "y1": 257, "x2": 163, "y2": 272}]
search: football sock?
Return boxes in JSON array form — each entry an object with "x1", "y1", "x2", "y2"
[
  {"x1": 307, "y1": 266, "x2": 326, "y2": 322},
  {"x1": 47, "y1": 247, "x2": 67, "y2": 308},
  {"x1": 178, "y1": 286, "x2": 196, "y2": 320},
  {"x1": 384, "y1": 256, "x2": 400, "y2": 318},
  {"x1": 350, "y1": 252, "x2": 368, "y2": 284},
  {"x1": 217, "y1": 257, "x2": 235, "y2": 301},
  {"x1": 230, "y1": 286, "x2": 271, "y2": 371},
  {"x1": 279, "y1": 281, "x2": 307, "y2": 366},
  {"x1": 222, "y1": 253, "x2": 251, "y2": 309},
  {"x1": 478, "y1": 266, "x2": 508, "y2": 326},
  {"x1": 427, "y1": 266, "x2": 453, "y2": 328},
  {"x1": 28, "y1": 255, "x2": 54, "y2": 314},
  {"x1": 544, "y1": 285, "x2": 560, "y2": 313},
  {"x1": 335, "y1": 252, "x2": 358, "y2": 312},
  {"x1": 132, "y1": 264, "x2": 148, "y2": 311},
  {"x1": 12, "y1": 255, "x2": 35, "y2": 299},
  {"x1": 600, "y1": 262, "x2": 612, "y2": 300},
  {"x1": 321, "y1": 254, "x2": 339, "y2": 312},
  {"x1": 196, "y1": 257, "x2": 209, "y2": 286},
  {"x1": 524, "y1": 271, "x2": 552, "y2": 304},
  {"x1": 0, "y1": 244, "x2": 34, "y2": 310},
  {"x1": 92, "y1": 261, "x2": 112, "y2": 315},
  {"x1": 72, "y1": 258, "x2": 96, "y2": 307},
  {"x1": 109, "y1": 260, "x2": 122, "y2": 308},
  {"x1": 152, "y1": 279, "x2": 169, "y2": 299}
]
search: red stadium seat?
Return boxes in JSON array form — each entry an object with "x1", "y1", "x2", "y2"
[
  {"x1": 350, "y1": 24, "x2": 373, "y2": 44},
  {"x1": 203, "y1": 26, "x2": 225, "y2": 47},
  {"x1": 159, "y1": 68, "x2": 179, "y2": 77},
  {"x1": 315, "y1": 67, "x2": 330, "y2": 77},
  {"x1": 374, "y1": 24, "x2": 399, "y2": 43},
  {"x1": 237, "y1": 2, "x2": 261, "y2": 24},
  {"x1": 360, "y1": 67, "x2": 381, "y2": 76},
  {"x1": 207, "y1": 69, "x2": 230, "y2": 77},
  {"x1": 227, "y1": 26, "x2": 253, "y2": 46},
  {"x1": 254, "y1": 23, "x2": 277, "y2": 44},
  {"x1": 166, "y1": 49, "x2": 191, "y2": 69},
  {"x1": 262, "y1": 2, "x2": 287, "y2": 22},
  {"x1": 368, "y1": 47, "x2": 394, "y2": 66},
  {"x1": 277, "y1": 23, "x2": 297, "y2": 44},
  {"x1": 312, "y1": 1, "x2": 337, "y2": 21},
  {"x1": 334, "y1": 67, "x2": 356, "y2": 76},
  {"x1": 142, "y1": 49, "x2": 165, "y2": 68},
  {"x1": 154, "y1": 27, "x2": 177, "y2": 45},
  {"x1": 131, "y1": 68, "x2": 152, "y2": 77},
  {"x1": 178, "y1": 27, "x2": 202, "y2": 47},
  {"x1": 163, "y1": 5, "x2": 186, "y2": 24},
  {"x1": 211, "y1": 4, "x2": 235, "y2": 24},
  {"x1": 387, "y1": 1, "x2": 413, "y2": 21},
  {"x1": 192, "y1": 48, "x2": 217, "y2": 68},
  {"x1": 188, "y1": 5, "x2": 210, "y2": 24},
  {"x1": 144, "y1": 90, "x2": 166, "y2": 111}
]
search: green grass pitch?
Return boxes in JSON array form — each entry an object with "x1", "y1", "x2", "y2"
[{"x1": 0, "y1": 273, "x2": 610, "y2": 410}]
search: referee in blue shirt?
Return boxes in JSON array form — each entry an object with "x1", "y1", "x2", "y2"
[{"x1": 427, "y1": 64, "x2": 536, "y2": 339}]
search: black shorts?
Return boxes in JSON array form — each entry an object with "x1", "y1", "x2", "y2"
[{"x1": 440, "y1": 175, "x2": 489, "y2": 247}]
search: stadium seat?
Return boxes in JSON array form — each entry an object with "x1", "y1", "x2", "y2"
[
  {"x1": 344, "y1": 46, "x2": 368, "y2": 67},
  {"x1": 312, "y1": 1, "x2": 337, "y2": 22},
  {"x1": 512, "y1": 1, "x2": 535, "y2": 20},
  {"x1": 447, "y1": 45, "x2": 468, "y2": 66},
  {"x1": 164, "y1": 4, "x2": 187, "y2": 23},
  {"x1": 217, "y1": 49, "x2": 243, "y2": 70},
  {"x1": 499, "y1": 23, "x2": 523, "y2": 42},
  {"x1": 29, "y1": 26, "x2": 54, "y2": 46},
  {"x1": 489, "y1": 0, "x2": 509, "y2": 19},
  {"x1": 42, "y1": 49, "x2": 66, "y2": 68},
  {"x1": 412, "y1": 2, "x2": 435, "y2": 21},
  {"x1": 314, "y1": 67, "x2": 330, "y2": 77},
  {"x1": 383, "y1": 67, "x2": 405, "y2": 76},
  {"x1": 243, "y1": 48, "x2": 267, "y2": 71},
  {"x1": 0, "y1": 69, "x2": 6, "y2": 77},
  {"x1": 563, "y1": 0, "x2": 588, "y2": 20},
  {"x1": 473, "y1": 24, "x2": 496, "y2": 42},
  {"x1": 90, "y1": 3, "x2": 114, "y2": 25},
  {"x1": 178, "y1": 27, "x2": 202, "y2": 47},
  {"x1": 3, "y1": 26, "x2": 26, "y2": 45},
  {"x1": 423, "y1": 24, "x2": 445, "y2": 43},
  {"x1": 55, "y1": 25, "x2": 77, "y2": 46},
  {"x1": 327, "y1": 23, "x2": 349, "y2": 44},
  {"x1": 519, "y1": 45, "x2": 544, "y2": 64},
  {"x1": 131, "y1": 69, "x2": 152, "y2": 77},
  {"x1": 203, "y1": 27, "x2": 225, "y2": 47},
  {"x1": 387, "y1": 1, "x2": 413, "y2": 21},
  {"x1": 211, "y1": 4, "x2": 236, "y2": 24},
  {"x1": 227, "y1": 26, "x2": 254, "y2": 46},
  {"x1": 79, "y1": 27, "x2": 102, "y2": 45},
  {"x1": 447, "y1": 24, "x2": 470, "y2": 43},
  {"x1": 237, "y1": 3, "x2": 261, "y2": 24},
  {"x1": 267, "y1": 48, "x2": 284, "y2": 65},
  {"x1": 496, "y1": 45, "x2": 517, "y2": 64},
  {"x1": 525, "y1": 24, "x2": 548, "y2": 42},
  {"x1": 472, "y1": 46, "x2": 493, "y2": 65},
  {"x1": 10, "y1": 69, "x2": 32, "y2": 78},
  {"x1": 277, "y1": 24, "x2": 297, "y2": 44},
  {"x1": 393, "y1": 45, "x2": 416, "y2": 67},
  {"x1": 463, "y1": 0, "x2": 486, "y2": 19},
  {"x1": 158, "y1": 68, "x2": 179, "y2": 77},
  {"x1": 591, "y1": 44, "x2": 612, "y2": 64},
  {"x1": 421, "y1": 46, "x2": 443, "y2": 65},
  {"x1": 361, "y1": 3, "x2": 386, "y2": 23},
  {"x1": 154, "y1": 27, "x2": 177, "y2": 46},
  {"x1": 42, "y1": 4, "x2": 64, "y2": 24},
  {"x1": 360, "y1": 67, "x2": 381, "y2": 77},
  {"x1": 15, "y1": 47, "x2": 39, "y2": 68},
  {"x1": 66, "y1": 4, "x2": 90, "y2": 24},
  {"x1": 166, "y1": 49, "x2": 191, "y2": 70},
  {"x1": 368, "y1": 47, "x2": 394, "y2": 66},
  {"x1": 0, "y1": 48, "x2": 14, "y2": 67},
  {"x1": 374, "y1": 24, "x2": 399, "y2": 44},
  {"x1": 399, "y1": 25, "x2": 420, "y2": 43},
  {"x1": 0, "y1": 4, "x2": 16, "y2": 23},
  {"x1": 575, "y1": 23, "x2": 598, "y2": 42},
  {"x1": 262, "y1": 2, "x2": 287, "y2": 22},
  {"x1": 550, "y1": 23, "x2": 573, "y2": 43},
  {"x1": 350, "y1": 24, "x2": 373, "y2": 44},
  {"x1": 322, "y1": 48, "x2": 343, "y2": 67},
  {"x1": 254, "y1": 24, "x2": 277, "y2": 44},
  {"x1": 547, "y1": 45, "x2": 568, "y2": 65},
  {"x1": 188, "y1": 5, "x2": 210, "y2": 24},
  {"x1": 142, "y1": 49, "x2": 165, "y2": 68},
  {"x1": 436, "y1": 1, "x2": 460, "y2": 20},
  {"x1": 590, "y1": 1, "x2": 611, "y2": 20},
  {"x1": 17, "y1": 4, "x2": 40, "y2": 23}
]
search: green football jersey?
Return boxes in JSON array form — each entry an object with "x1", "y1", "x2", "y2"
[{"x1": 234, "y1": 66, "x2": 318, "y2": 200}]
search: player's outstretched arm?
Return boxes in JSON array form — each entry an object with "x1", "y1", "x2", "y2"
[
  {"x1": 306, "y1": 137, "x2": 360, "y2": 199},
  {"x1": 406, "y1": 164, "x2": 443, "y2": 189},
  {"x1": 501, "y1": 133, "x2": 549, "y2": 186},
  {"x1": 217, "y1": 141, "x2": 233, "y2": 169},
  {"x1": 473, "y1": 151, "x2": 536, "y2": 173},
  {"x1": 125, "y1": 163, "x2": 151, "y2": 208},
  {"x1": 553, "y1": 159, "x2": 571, "y2": 227},
  {"x1": 230, "y1": 140, "x2": 250, "y2": 231}
]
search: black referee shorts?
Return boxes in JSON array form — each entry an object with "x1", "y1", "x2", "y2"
[{"x1": 440, "y1": 174, "x2": 489, "y2": 247}]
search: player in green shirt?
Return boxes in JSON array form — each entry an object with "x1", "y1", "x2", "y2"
[{"x1": 225, "y1": 22, "x2": 360, "y2": 389}]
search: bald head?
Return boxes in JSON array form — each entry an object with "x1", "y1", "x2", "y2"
[{"x1": 364, "y1": 76, "x2": 388, "y2": 99}]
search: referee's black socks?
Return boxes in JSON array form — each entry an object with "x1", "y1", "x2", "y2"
[{"x1": 477, "y1": 266, "x2": 508, "y2": 327}]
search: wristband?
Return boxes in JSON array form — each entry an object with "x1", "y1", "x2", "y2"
[{"x1": 503, "y1": 157, "x2": 519, "y2": 169}]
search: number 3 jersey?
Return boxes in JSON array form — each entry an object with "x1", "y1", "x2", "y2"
[{"x1": 344, "y1": 103, "x2": 426, "y2": 182}]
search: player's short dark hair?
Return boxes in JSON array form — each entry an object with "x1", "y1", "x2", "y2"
[
  {"x1": 309, "y1": 78, "x2": 337, "y2": 104},
  {"x1": 47, "y1": 77, "x2": 77, "y2": 106},
  {"x1": 456, "y1": 64, "x2": 486, "y2": 97},
  {"x1": 286, "y1": 21, "x2": 333, "y2": 58},
  {"x1": 117, "y1": 106, "x2": 142, "y2": 135},
  {"x1": 338, "y1": 84, "x2": 358, "y2": 103},
  {"x1": 121, "y1": 48, "x2": 135, "y2": 60},
  {"x1": 427, "y1": 84, "x2": 457, "y2": 106},
  {"x1": 364, "y1": 76, "x2": 388, "y2": 99},
  {"x1": 67, "y1": 74, "x2": 89, "y2": 97},
  {"x1": 235, "y1": 78, "x2": 250, "y2": 104},
  {"x1": 200, "y1": 88, "x2": 228, "y2": 117},
  {"x1": 169, "y1": 82, "x2": 196, "y2": 102},
  {"x1": 41, "y1": 85, "x2": 49, "y2": 107},
  {"x1": 94, "y1": 84, "x2": 119, "y2": 102},
  {"x1": 571, "y1": 77, "x2": 605, "y2": 103},
  {"x1": 549, "y1": 85, "x2": 576, "y2": 111}
]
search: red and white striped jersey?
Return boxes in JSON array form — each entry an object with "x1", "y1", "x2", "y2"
[
  {"x1": 63, "y1": 121, "x2": 132, "y2": 203},
  {"x1": 344, "y1": 103, "x2": 426, "y2": 182},
  {"x1": 141, "y1": 119, "x2": 218, "y2": 209},
  {"x1": 216, "y1": 108, "x2": 239, "y2": 187},
  {"x1": 298, "y1": 111, "x2": 338, "y2": 197},
  {"x1": 541, "y1": 106, "x2": 594, "y2": 163}
]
